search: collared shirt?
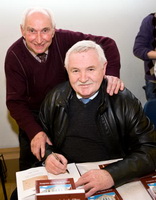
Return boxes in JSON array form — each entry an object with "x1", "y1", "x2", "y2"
[
  {"x1": 76, "y1": 91, "x2": 99, "y2": 101},
  {"x1": 23, "y1": 39, "x2": 48, "y2": 62}
]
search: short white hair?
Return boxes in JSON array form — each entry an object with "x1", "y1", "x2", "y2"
[
  {"x1": 21, "y1": 7, "x2": 56, "y2": 28},
  {"x1": 64, "y1": 40, "x2": 107, "y2": 69}
]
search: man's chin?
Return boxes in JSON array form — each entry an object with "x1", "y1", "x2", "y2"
[{"x1": 31, "y1": 46, "x2": 47, "y2": 54}]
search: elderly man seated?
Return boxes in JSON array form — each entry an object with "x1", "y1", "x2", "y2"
[{"x1": 39, "y1": 40, "x2": 156, "y2": 198}]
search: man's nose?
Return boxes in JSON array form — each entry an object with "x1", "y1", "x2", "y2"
[
  {"x1": 79, "y1": 72, "x2": 88, "y2": 82},
  {"x1": 36, "y1": 32, "x2": 42, "y2": 43}
]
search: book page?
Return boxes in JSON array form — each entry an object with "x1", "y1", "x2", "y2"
[
  {"x1": 16, "y1": 166, "x2": 48, "y2": 200},
  {"x1": 16, "y1": 163, "x2": 80, "y2": 200}
]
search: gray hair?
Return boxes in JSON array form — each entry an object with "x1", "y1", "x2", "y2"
[
  {"x1": 21, "y1": 7, "x2": 56, "y2": 28},
  {"x1": 64, "y1": 40, "x2": 107, "y2": 69}
]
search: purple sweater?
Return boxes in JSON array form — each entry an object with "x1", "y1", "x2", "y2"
[
  {"x1": 133, "y1": 13, "x2": 156, "y2": 81},
  {"x1": 5, "y1": 29, "x2": 120, "y2": 140}
]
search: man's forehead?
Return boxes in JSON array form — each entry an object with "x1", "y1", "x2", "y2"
[
  {"x1": 69, "y1": 50, "x2": 99, "y2": 62},
  {"x1": 25, "y1": 18, "x2": 52, "y2": 30},
  {"x1": 25, "y1": 12, "x2": 51, "y2": 23},
  {"x1": 70, "y1": 49, "x2": 98, "y2": 58}
]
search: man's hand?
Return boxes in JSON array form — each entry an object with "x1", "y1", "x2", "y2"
[
  {"x1": 75, "y1": 169, "x2": 114, "y2": 198},
  {"x1": 31, "y1": 131, "x2": 52, "y2": 160},
  {"x1": 45, "y1": 153, "x2": 68, "y2": 174},
  {"x1": 106, "y1": 75, "x2": 124, "y2": 96}
]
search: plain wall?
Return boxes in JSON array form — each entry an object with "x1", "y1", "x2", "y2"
[{"x1": 0, "y1": 0, "x2": 155, "y2": 148}]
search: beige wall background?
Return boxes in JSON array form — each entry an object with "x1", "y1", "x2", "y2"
[{"x1": 0, "y1": 0, "x2": 155, "y2": 148}]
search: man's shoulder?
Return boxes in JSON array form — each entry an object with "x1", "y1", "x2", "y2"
[
  {"x1": 55, "y1": 28, "x2": 81, "y2": 34},
  {"x1": 8, "y1": 37, "x2": 23, "y2": 50},
  {"x1": 55, "y1": 29, "x2": 84, "y2": 40},
  {"x1": 46, "y1": 81, "x2": 71, "y2": 98},
  {"x1": 54, "y1": 81, "x2": 70, "y2": 90},
  {"x1": 7, "y1": 37, "x2": 24, "y2": 53},
  {"x1": 111, "y1": 87, "x2": 139, "y2": 105}
]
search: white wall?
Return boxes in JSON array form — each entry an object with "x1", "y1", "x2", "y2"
[{"x1": 0, "y1": 0, "x2": 155, "y2": 148}]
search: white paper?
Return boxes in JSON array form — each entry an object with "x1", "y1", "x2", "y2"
[{"x1": 16, "y1": 163, "x2": 80, "y2": 200}]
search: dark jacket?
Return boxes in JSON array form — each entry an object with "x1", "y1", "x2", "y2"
[{"x1": 39, "y1": 80, "x2": 156, "y2": 187}]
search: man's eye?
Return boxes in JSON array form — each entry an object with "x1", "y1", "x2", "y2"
[
  {"x1": 72, "y1": 69, "x2": 79, "y2": 73},
  {"x1": 28, "y1": 28, "x2": 36, "y2": 33},
  {"x1": 88, "y1": 68, "x2": 94, "y2": 71},
  {"x1": 42, "y1": 28, "x2": 50, "y2": 33}
]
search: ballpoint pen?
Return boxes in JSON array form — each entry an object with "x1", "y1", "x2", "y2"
[{"x1": 52, "y1": 152, "x2": 70, "y2": 173}]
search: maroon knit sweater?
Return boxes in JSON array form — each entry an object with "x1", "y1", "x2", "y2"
[{"x1": 5, "y1": 29, "x2": 120, "y2": 140}]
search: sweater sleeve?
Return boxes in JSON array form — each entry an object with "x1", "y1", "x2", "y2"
[
  {"x1": 55, "y1": 29, "x2": 121, "y2": 77},
  {"x1": 133, "y1": 14, "x2": 154, "y2": 61},
  {"x1": 5, "y1": 47, "x2": 43, "y2": 140}
]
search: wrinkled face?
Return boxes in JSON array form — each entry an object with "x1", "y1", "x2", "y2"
[
  {"x1": 66, "y1": 49, "x2": 107, "y2": 98},
  {"x1": 21, "y1": 12, "x2": 55, "y2": 54}
]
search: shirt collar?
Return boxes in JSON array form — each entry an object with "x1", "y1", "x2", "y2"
[{"x1": 76, "y1": 91, "x2": 99, "y2": 100}]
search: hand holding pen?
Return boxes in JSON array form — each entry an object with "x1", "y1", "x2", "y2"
[
  {"x1": 52, "y1": 152, "x2": 69, "y2": 173},
  {"x1": 45, "y1": 152, "x2": 69, "y2": 174}
]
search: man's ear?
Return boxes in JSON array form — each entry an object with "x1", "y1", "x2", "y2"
[
  {"x1": 103, "y1": 62, "x2": 107, "y2": 76},
  {"x1": 20, "y1": 25, "x2": 25, "y2": 38},
  {"x1": 52, "y1": 28, "x2": 56, "y2": 38}
]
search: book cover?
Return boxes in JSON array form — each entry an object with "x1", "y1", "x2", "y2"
[
  {"x1": 141, "y1": 176, "x2": 156, "y2": 200},
  {"x1": 36, "y1": 178, "x2": 76, "y2": 193},
  {"x1": 35, "y1": 178, "x2": 85, "y2": 200},
  {"x1": 88, "y1": 188, "x2": 123, "y2": 200}
]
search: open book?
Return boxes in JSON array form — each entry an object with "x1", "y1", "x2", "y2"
[
  {"x1": 16, "y1": 159, "x2": 124, "y2": 200},
  {"x1": 16, "y1": 163, "x2": 81, "y2": 200}
]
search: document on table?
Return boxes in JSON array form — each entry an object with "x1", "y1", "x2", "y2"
[
  {"x1": 16, "y1": 159, "x2": 153, "y2": 200},
  {"x1": 16, "y1": 163, "x2": 80, "y2": 200}
]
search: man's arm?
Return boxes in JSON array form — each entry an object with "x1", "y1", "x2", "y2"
[
  {"x1": 104, "y1": 90, "x2": 156, "y2": 187},
  {"x1": 57, "y1": 29, "x2": 121, "y2": 77},
  {"x1": 5, "y1": 48, "x2": 43, "y2": 140},
  {"x1": 133, "y1": 14, "x2": 154, "y2": 60},
  {"x1": 5, "y1": 45, "x2": 48, "y2": 160}
]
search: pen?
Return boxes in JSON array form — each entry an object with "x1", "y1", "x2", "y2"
[{"x1": 52, "y1": 152, "x2": 69, "y2": 174}]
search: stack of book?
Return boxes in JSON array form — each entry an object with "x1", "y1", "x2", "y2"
[{"x1": 140, "y1": 172, "x2": 156, "y2": 200}]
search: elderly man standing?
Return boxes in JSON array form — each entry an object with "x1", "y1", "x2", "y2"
[
  {"x1": 5, "y1": 7, "x2": 124, "y2": 171},
  {"x1": 39, "y1": 40, "x2": 156, "y2": 198}
]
